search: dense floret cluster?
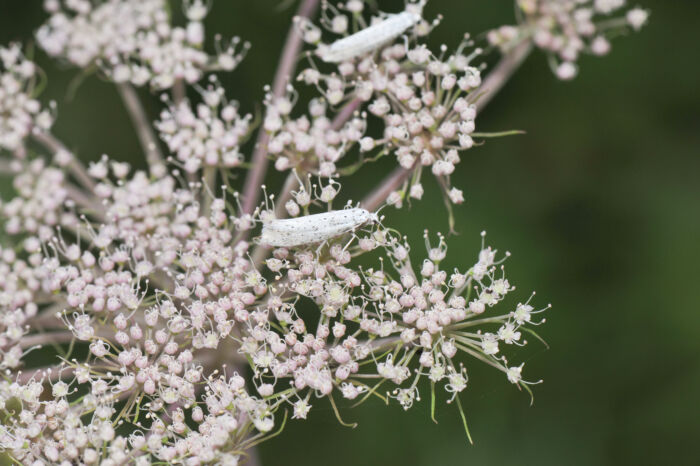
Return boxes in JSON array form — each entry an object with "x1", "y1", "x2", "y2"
[
  {"x1": 488, "y1": 0, "x2": 648, "y2": 79},
  {"x1": 37, "y1": 0, "x2": 248, "y2": 89}
]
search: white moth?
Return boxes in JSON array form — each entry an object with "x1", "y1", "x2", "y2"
[
  {"x1": 260, "y1": 208, "x2": 379, "y2": 247},
  {"x1": 318, "y1": 9, "x2": 423, "y2": 63}
]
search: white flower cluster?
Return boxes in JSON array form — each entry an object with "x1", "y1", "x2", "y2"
[
  {"x1": 0, "y1": 369, "x2": 273, "y2": 465},
  {"x1": 1, "y1": 158, "x2": 75, "y2": 240},
  {"x1": 488, "y1": 0, "x2": 649, "y2": 79},
  {"x1": 0, "y1": 44, "x2": 54, "y2": 152},
  {"x1": 265, "y1": 93, "x2": 367, "y2": 178},
  {"x1": 157, "y1": 81, "x2": 252, "y2": 173},
  {"x1": 266, "y1": 5, "x2": 482, "y2": 208},
  {"x1": 0, "y1": 153, "x2": 548, "y2": 463},
  {"x1": 37, "y1": 0, "x2": 249, "y2": 89},
  {"x1": 0, "y1": 246, "x2": 44, "y2": 370}
]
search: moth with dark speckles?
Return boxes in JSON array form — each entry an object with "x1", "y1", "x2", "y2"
[{"x1": 260, "y1": 208, "x2": 379, "y2": 247}]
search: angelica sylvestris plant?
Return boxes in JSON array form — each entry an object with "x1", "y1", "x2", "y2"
[{"x1": 0, "y1": 0, "x2": 646, "y2": 464}]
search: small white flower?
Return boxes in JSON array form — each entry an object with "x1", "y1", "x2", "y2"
[
  {"x1": 481, "y1": 333, "x2": 500, "y2": 355},
  {"x1": 292, "y1": 399, "x2": 312, "y2": 419},
  {"x1": 506, "y1": 364, "x2": 524, "y2": 384}
]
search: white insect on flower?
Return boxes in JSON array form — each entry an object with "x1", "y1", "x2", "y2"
[
  {"x1": 260, "y1": 208, "x2": 379, "y2": 247},
  {"x1": 318, "y1": 1, "x2": 425, "y2": 63}
]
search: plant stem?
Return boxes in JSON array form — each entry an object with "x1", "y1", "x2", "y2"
[
  {"x1": 172, "y1": 78, "x2": 186, "y2": 105},
  {"x1": 473, "y1": 40, "x2": 533, "y2": 112},
  {"x1": 19, "y1": 331, "x2": 75, "y2": 348},
  {"x1": 361, "y1": 166, "x2": 412, "y2": 211},
  {"x1": 331, "y1": 98, "x2": 362, "y2": 130},
  {"x1": 116, "y1": 83, "x2": 165, "y2": 173},
  {"x1": 274, "y1": 171, "x2": 301, "y2": 219},
  {"x1": 32, "y1": 131, "x2": 96, "y2": 191},
  {"x1": 202, "y1": 166, "x2": 217, "y2": 216}
]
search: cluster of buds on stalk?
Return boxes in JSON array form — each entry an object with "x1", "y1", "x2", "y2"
[
  {"x1": 0, "y1": 0, "x2": 645, "y2": 464},
  {"x1": 488, "y1": 0, "x2": 649, "y2": 79},
  {"x1": 37, "y1": 0, "x2": 249, "y2": 89}
]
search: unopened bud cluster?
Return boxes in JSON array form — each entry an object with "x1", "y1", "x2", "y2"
[
  {"x1": 0, "y1": 0, "x2": 647, "y2": 464},
  {"x1": 489, "y1": 0, "x2": 648, "y2": 79}
]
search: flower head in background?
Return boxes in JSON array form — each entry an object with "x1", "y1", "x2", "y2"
[
  {"x1": 38, "y1": 0, "x2": 249, "y2": 89},
  {"x1": 0, "y1": 44, "x2": 54, "y2": 152},
  {"x1": 489, "y1": 0, "x2": 649, "y2": 79}
]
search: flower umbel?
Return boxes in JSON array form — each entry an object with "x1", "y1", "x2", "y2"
[
  {"x1": 0, "y1": 0, "x2": 646, "y2": 463},
  {"x1": 489, "y1": 0, "x2": 648, "y2": 80}
]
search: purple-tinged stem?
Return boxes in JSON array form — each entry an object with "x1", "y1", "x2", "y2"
[
  {"x1": 32, "y1": 131, "x2": 96, "y2": 191},
  {"x1": 19, "y1": 331, "x2": 75, "y2": 349},
  {"x1": 202, "y1": 166, "x2": 217, "y2": 215},
  {"x1": 116, "y1": 82, "x2": 165, "y2": 173},
  {"x1": 331, "y1": 98, "x2": 362, "y2": 130},
  {"x1": 172, "y1": 78, "x2": 186, "y2": 105},
  {"x1": 361, "y1": 166, "x2": 412, "y2": 212},
  {"x1": 474, "y1": 40, "x2": 533, "y2": 112},
  {"x1": 65, "y1": 184, "x2": 102, "y2": 214}
]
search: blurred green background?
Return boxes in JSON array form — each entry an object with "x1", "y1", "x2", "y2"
[{"x1": 1, "y1": 1, "x2": 698, "y2": 465}]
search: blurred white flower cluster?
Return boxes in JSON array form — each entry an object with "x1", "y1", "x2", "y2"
[
  {"x1": 37, "y1": 0, "x2": 249, "y2": 89},
  {"x1": 488, "y1": 0, "x2": 649, "y2": 79},
  {"x1": 0, "y1": 44, "x2": 54, "y2": 152}
]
